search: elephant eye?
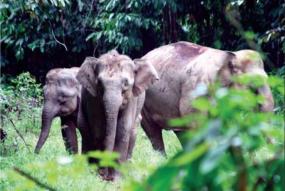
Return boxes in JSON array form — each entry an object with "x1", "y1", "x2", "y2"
[
  {"x1": 58, "y1": 95, "x2": 69, "y2": 105},
  {"x1": 122, "y1": 78, "x2": 129, "y2": 90},
  {"x1": 59, "y1": 99, "x2": 66, "y2": 105}
]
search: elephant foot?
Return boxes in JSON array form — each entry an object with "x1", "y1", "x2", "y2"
[
  {"x1": 66, "y1": 148, "x2": 78, "y2": 155},
  {"x1": 98, "y1": 167, "x2": 120, "y2": 181},
  {"x1": 34, "y1": 147, "x2": 40, "y2": 154},
  {"x1": 98, "y1": 167, "x2": 108, "y2": 177},
  {"x1": 102, "y1": 174, "x2": 115, "y2": 181}
]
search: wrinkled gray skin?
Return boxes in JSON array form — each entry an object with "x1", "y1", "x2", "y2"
[
  {"x1": 76, "y1": 50, "x2": 158, "y2": 181},
  {"x1": 35, "y1": 67, "x2": 81, "y2": 154},
  {"x1": 141, "y1": 41, "x2": 274, "y2": 154}
]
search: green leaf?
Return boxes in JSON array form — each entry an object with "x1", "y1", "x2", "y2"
[
  {"x1": 200, "y1": 139, "x2": 230, "y2": 174},
  {"x1": 244, "y1": 31, "x2": 256, "y2": 40},
  {"x1": 192, "y1": 98, "x2": 211, "y2": 111},
  {"x1": 146, "y1": 166, "x2": 179, "y2": 191},
  {"x1": 169, "y1": 143, "x2": 209, "y2": 167},
  {"x1": 85, "y1": 32, "x2": 97, "y2": 41},
  {"x1": 88, "y1": 151, "x2": 120, "y2": 168}
]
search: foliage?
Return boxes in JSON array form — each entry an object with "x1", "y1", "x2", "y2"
[
  {"x1": 0, "y1": 0, "x2": 90, "y2": 63},
  {"x1": 126, "y1": 76, "x2": 284, "y2": 191},
  {"x1": 86, "y1": 0, "x2": 160, "y2": 54},
  {"x1": 0, "y1": 72, "x2": 42, "y2": 132},
  {"x1": 1, "y1": 0, "x2": 284, "y2": 72},
  {"x1": 269, "y1": 75, "x2": 285, "y2": 114}
]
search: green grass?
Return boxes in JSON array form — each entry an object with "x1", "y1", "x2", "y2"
[{"x1": 0, "y1": 116, "x2": 181, "y2": 191}]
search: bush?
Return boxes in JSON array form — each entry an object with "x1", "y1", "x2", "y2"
[
  {"x1": 269, "y1": 66, "x2": 285, "y2": 114},
  {"x1": 0, "y1": 72, "x2": 43, "y2": 132}
]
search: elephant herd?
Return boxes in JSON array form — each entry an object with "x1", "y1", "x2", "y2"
[{"x1": 34, "y1": 41, "x2": 274, "y2": 180}]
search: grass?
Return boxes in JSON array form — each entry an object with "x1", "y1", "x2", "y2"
[{"x1": 0, "y1": 114, "x2": 181, "y2": 191}]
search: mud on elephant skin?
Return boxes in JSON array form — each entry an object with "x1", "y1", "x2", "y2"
[
  {"x1": 35, "y1": 67, "x2": 81, "y2": 154},
  {"x1": 140, "y1": 41, "x2": 274, "y2": 155},
  {"x1": 76, "y1": 50, "x2": 158, "y2": 181}
]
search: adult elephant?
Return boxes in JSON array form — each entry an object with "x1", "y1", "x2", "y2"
[
  {"x1": 141, "y1": 41, "x2": 274, "y2": 154},
  {"x1": 76, "y1": 50, "x2": 158, "y2": 180},
  {"x1": 35, "y1": 67, "x2": 81, "y2": 154}
]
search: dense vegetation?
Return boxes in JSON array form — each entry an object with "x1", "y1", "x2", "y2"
[
  {"x1": 1, "y1": 0, "x2": 284, "y2": 190},
  {"x1": 1, "y1": 0, "x2": 284, "y2": 79}
]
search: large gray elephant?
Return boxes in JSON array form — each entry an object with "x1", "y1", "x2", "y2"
[
  {"x1": 35, "y1": 67, "x2": 81, "y2": 154},
  {"x1": 141, "y1": 41, "x2": 274, "y2": 154},
  {"x1": 76, "y1": 50, "x2": 158, "y2": 180}
]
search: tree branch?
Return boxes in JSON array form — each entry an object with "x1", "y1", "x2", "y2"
[
  {"x1": 6, "y1": 116, "x2": 31, "y2": 153},
  {"x1": 51, "y1": 29, "x2": 68, "y2": 51},
  {"x1": 14, "y1": 167, "x2": 57, "y2": 191}
]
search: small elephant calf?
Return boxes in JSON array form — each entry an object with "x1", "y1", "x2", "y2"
[{"x1": 34, "y1": 67, "x2": 81, "y2": 154}]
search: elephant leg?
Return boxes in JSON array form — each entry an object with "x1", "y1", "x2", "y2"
[
  {"x1": 127, "y1": 126, "x2": 137, "y2": 159},
  {"x1": 141, "y1": 108, "x2": 166, "y2": 155},
  {"x1": 77, "y1": 104, "x2": 94, "y2": 154},
  {"x1": 60, "y1": 116, "x2": 78, "y2": 154},
  {"x1": 80, "y1": 131, "x2": 91, "y2": 154},
  {"x1": 104, "y1": 127, "x2": 130, "y2": 181},
  {"x1": 114, "y1": 125, "x2": 131, "y2": 163}
]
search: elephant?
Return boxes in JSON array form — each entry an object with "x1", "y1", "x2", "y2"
[
  {"x1": 34, "y1": 67, "x2": 81, "y2": 154},
  {"x1": 140, "y1": 41, "x2": 274, "y2": 154},
  {"x1": 76, "y1": 50, "x2": 158, "y2": 180}
]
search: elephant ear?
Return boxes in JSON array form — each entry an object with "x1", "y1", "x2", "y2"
[
  {"x1": 217, "y1": 52, "x2": 239, "y2": 86},
  {"x1": 226, "y1": 51, "x2": 242, "y2": 75},
  {"x1": 133, "y1": 59, "x2": 159, "y2": 97},
  {"x1": 76, "y1": 57, "x2": 99, "y2": 97}
]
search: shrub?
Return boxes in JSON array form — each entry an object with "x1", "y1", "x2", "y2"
[
  {"x1": 0, "y1": 72, "x2": 43, "y2": 132},
  {"x1": 269, "y1": 66, "x2": 285, "y2": 114}
]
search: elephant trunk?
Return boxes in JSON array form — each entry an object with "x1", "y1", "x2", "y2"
[
  {"x1": 258, "y1": 84, "x2": 274, "y2": 112},
  {"x1": 34, "y1": 102, "x2": 58, "y2": 153},
  {"x1": 103, "y1": 89, "x2": 122, "y2": 151}
]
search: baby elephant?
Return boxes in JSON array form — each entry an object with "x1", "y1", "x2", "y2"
[
  {"x1": 35, "y1": 67, "x2": 81, "y2": 154},
  {"x1": 76, "y1": 50, "x2": 158, "y2": 180}
]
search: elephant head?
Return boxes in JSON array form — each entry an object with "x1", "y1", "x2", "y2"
[
  {"x1": 76, "y1": 50, "x2": 158, "y2": 152},
  {"x1": 218, "y1": 50, "x2": 274, "y2": 112},
  {"x1": 34, "y1": 67, "x2": 81, "y2": 154}
]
